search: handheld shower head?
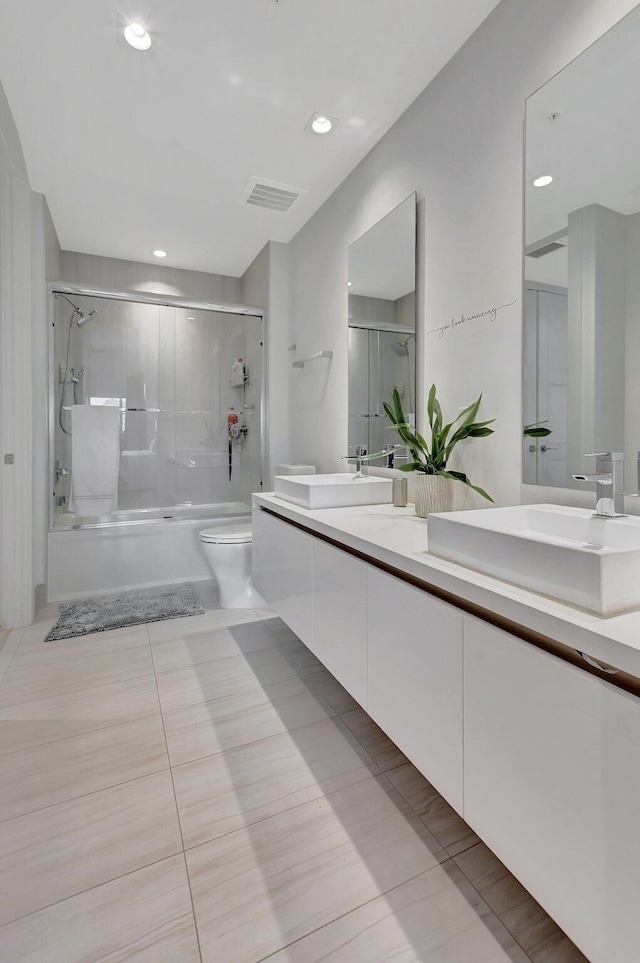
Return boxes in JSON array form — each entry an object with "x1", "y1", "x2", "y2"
[{"x1": 76, "y1": 309, "x2": 98, "y2": 326}]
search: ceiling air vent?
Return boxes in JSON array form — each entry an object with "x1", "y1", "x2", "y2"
[{"x1": 241, "y1": 176, "x2": 308, "y2": 213}]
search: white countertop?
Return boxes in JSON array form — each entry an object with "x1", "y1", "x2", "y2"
[{"x1": 254, "y1": 493, "x2": 640, "y2": 680}]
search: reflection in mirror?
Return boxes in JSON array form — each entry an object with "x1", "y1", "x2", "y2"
[
  {"x1": 348, "y1": 193, "x2": 416, "y2": 466},
  {"x1": 523, "y1": 6, "x2": 640, "y2": 490}
]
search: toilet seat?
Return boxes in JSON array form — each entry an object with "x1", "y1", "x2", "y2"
[{"x1": 199, "y1": 523, "x2": 252, "y2": 544}]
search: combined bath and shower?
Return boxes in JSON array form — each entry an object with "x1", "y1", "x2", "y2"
[{"x1": 54, "y1": 293, "x2": 98, "y2": 435}]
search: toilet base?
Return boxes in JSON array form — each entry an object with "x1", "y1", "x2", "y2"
[
  {"x1": 199, "y1": 525, "x2": 264, "y2": 609},
  {"x1": 220, "y1": 583, "x2": 266, "y2": 609}
]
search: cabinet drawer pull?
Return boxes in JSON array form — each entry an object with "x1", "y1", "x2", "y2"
[{"x1": 577, "y1": 651, "x2": 619, "y2": 675}]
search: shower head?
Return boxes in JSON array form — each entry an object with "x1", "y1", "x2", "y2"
[
  {"x1": 76, "y1": 309, "x2": 98, "y2": 326},
  {"x1": 391, "y1": 333, "x2": 415, "y2": 357},
  {"x1": 391, "y1": 340, "x2": 409, "y2": 357}
]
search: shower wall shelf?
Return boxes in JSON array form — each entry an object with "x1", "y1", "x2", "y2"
[{"x1": 292, "y1": 350, "x2": 333, "y2": 368}]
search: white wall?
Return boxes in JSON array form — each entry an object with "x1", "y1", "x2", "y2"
[
  {"x1": 241, "y1": 241, "x2": 292, "y2": 485},
  {"x1": 286, "y1": 0, "x2": 638, "y2": 508},
  {"x1": 60, "y1": 250, "x2": 241, "y2": 304},
  {"x1": 0, "y1": 78, "x2": 48, "y2": 628}
]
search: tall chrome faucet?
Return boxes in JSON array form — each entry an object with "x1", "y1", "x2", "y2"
[
  {"x1": 572, "y1": 451, "x2": 626, "y2": 517},
  {"x1": 343, "y1": 443, "x2": 403, "y2": 477},
  {"x1": 343, "y1": 444, "x2": 368, "y2": 477}
]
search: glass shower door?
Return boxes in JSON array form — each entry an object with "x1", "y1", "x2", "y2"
[
  {"x1": 169, "y1": 306, "x2": 263, "y2": 516},
  {"x1": 52, "y1": 292, "x2": 263, "y2": 529}
]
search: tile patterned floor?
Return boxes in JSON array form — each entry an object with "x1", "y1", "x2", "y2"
[{"x1": 0, "y1": 591, "x2": 589, "y2": 962}]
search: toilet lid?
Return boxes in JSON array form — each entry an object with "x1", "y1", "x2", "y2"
[{"x1": 199, "y1": 523, "x2": 252, "y2": 544}]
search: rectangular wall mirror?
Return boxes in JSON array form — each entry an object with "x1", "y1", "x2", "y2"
[
  {"x1": 523, "y1": 5, "x2": 640, "y2": 491},
  {"x1": 348, "y1": 192, "x2": 416, "y2": 465}
]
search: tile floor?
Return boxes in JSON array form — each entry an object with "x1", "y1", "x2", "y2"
[{"x1": 0, "y1": 585, "x2": 589, "y2": 962}]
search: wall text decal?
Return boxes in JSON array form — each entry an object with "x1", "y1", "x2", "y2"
[{"x1": 426, "y1": 297, "x2": 518, "y2": 339}]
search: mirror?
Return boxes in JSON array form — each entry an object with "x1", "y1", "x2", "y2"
[
  {"x1": 523, "y1": 6, "x2": 640, "y2": 490},
  {"x1": 348, "y1": 193, "x2": 416, "y2": 465}
]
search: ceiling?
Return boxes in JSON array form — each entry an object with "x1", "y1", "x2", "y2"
[{"x1": 0, "y1": 0, "x2": 500, "y2": 277}]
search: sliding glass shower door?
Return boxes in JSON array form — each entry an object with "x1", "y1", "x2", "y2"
[{"x1": 51, "y1": 291, "x2": 263, "y2": 529}]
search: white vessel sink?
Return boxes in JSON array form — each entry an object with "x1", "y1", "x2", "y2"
[
  {"x1": 427, "y1": 503, "x2": 640, "y2": 615},
  {"x1": 274, "y1": 473, "x2": 392, "y2": 510}
]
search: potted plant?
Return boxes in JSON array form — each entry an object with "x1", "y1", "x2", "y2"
[{"x1": 383, "y1": 384, "x2": 495, "y2": 516}]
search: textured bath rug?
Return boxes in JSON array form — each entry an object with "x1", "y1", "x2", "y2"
[{"x1": 45, "y1": 583, "x2": 205, "y2": 641}]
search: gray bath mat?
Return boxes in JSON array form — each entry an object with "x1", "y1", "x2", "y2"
[{"x1": 45, "y1": 583, "x2": 205, "y2": 641}]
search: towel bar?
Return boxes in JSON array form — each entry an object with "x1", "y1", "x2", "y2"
[{"x1": 292, "y1": 350, "x2": 333, "y2": 369}]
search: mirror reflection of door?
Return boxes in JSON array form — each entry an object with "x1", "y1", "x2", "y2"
[{"x1": 523, "y1": 284, "x2": 568, "y2": 486}]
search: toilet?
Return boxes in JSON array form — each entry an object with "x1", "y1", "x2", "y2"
[{"x1": 199, "y1": 521, "x2": 264, "y2": 608}]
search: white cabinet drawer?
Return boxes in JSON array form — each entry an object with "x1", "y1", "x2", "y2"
[
  {"x1": 252, "y1": 508, "x2": 313, "y2": 644},
  {"x1": 312, "y1": 539, "x2": 367, "y2": 708},
  {"x1": 464, "y1": 615, "x2": 640, "y2": 963}
]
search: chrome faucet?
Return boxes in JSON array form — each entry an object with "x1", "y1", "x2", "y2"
[
  {"x1": 343, "y1": 443, "x2": 403, "y2": 477},
  {"x1": 343, "y1": 444, "x2": 368, "y2": 477},
  {"x1": 572, "y1": 451, "x2": 626, "y2": 517},
  {"x1": 382, "y1": 443, "x2": 398, "y2": 469}
]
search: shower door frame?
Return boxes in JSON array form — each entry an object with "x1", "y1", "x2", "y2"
[{"x1": 47, "y1": 282, "x2": 268, "y2": 532}]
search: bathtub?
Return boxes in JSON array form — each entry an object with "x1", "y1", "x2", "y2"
[{"x1": 47, "y1": 501, "x2": 251, "y2": 601}]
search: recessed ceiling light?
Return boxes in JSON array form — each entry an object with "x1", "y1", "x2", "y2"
[
  {"x1": 124, "y1": 23, "x2": 152, "y2": 50},
  {"x1": 347, "y1": 281, "x2": 352, "y2": 287},
  {"x1": 305, "y1": 112, "x2": 339, "y2": 136},
  {"x1": 311, "y1": 115, "x2": 332, "y2": 135},
  {"x1": 533, "y1": 174, "x2": 553, "y2": 188},
  {"x1": 153, "y1": 249, "x2": 167, "y2": 258}
]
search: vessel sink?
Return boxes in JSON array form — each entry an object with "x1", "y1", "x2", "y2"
[
  {"x1": 427, "y1": 503, "x2": 640, "y2": 615},
  {"x1": 274, "y1": 473, "x2": 392, "y2": 509}
]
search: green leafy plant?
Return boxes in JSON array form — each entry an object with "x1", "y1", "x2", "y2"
[
  {"x1": 523, "y1": 420, "x2": 552, "y2": 438},
  {"x1": 383, "y1": 384, "x2": 495, "y2": 502}
]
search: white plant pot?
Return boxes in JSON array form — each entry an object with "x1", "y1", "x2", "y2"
[{"x1": 413, "y1": 473, "x2": 454, "y2": 518}]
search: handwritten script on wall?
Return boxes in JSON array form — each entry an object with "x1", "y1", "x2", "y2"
[{"x1": 426, "y1": 298, "x2": 518, "y2": 339}]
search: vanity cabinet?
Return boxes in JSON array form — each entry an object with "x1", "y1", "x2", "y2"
[
  {"x1": 367, "y1": 567, "x2": 463, "y2": 813},
  {"x1": 253, "y1": 507, "x2": 463, "y2": 808},
  {"x1": 311, "y1": 540, "x2": 368, "y2": 708},
  {"x1": 255, "y1": 500, "x2": 640, "y2": 962},
  {"x1": 252, "y1": 508, "x2": 367, "y2": 703},
  {"x1": 463, "y1": 616, "x2": 640, "y2": 963},
  {"x1": 252, "y1": 507, "x2": 313, "y2": 644}
]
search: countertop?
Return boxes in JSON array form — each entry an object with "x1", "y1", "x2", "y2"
[{"x1": 254, "y1": 493, "x2": 640, "y2": 681}]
